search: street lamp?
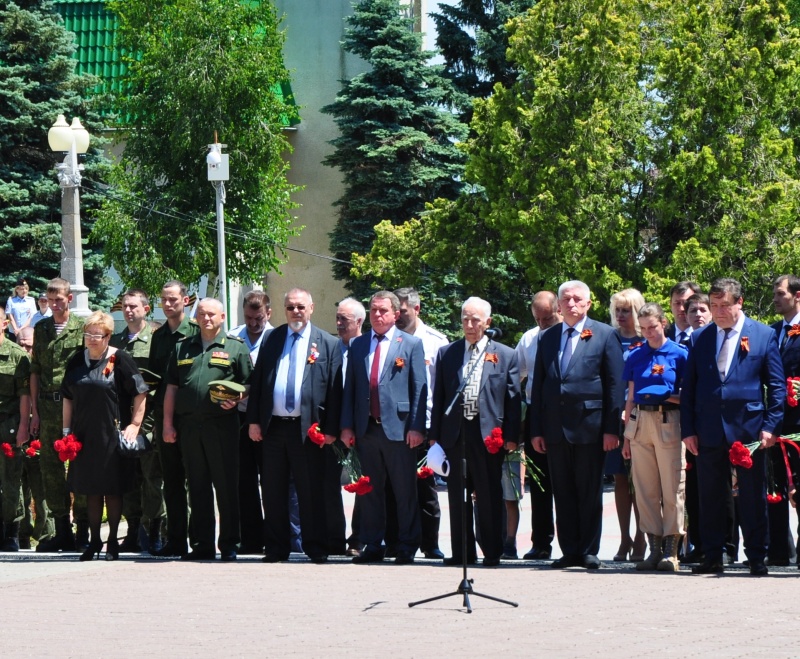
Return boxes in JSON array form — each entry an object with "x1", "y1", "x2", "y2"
[
  {"x1": 207, "y1": 134, "x2": 230, "y2": 322},
  {"x1": 48, "y1": 114, "x2": 92, "y2": 317}
]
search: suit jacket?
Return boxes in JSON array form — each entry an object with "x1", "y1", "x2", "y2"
[
  {"x1": 530, "y1": 318, "x2": 623, "y2": 444},
  {"x1": 773, "y1": 319, "x2": 800, "y2": 433},
  {"x1": 428, "y1": 338, "x2": 521, "y2": 450},
  {"x1": 340, "y1": 328, "x2": 426, "y2": 441},
  {"x1": 680, "y1": 317, "x2": 784, "y2": 447},
  {"x1": 246, "y1": 323, "x2": 342, "y2": 440}
]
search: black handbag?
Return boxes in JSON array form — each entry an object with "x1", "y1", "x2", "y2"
[{"x1": 116, "y1": 428, "x2": 152, "y2": 458}]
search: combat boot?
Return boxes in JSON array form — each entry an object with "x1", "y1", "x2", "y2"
[
  {"x1": 657, "y1": 534, "x2": 682, "y2": 572},
  {"x1": 75, "y1": 520, "x2": 90, "y2": 551},
  {"x1": 1, "y1": 523, "x2": 20, "y2": 552},
  {"x1": 35, "y1": 516, "x2": 76, "y2": 552},
  {"x1": 148, "y1": 517, "x2": 164, "y2": 555},
  {"x1": 635, "y1": 533, "x2": 663, "y2": 571},
  {"x1": 119, "y1": 518, "x2": 142, "y2": 553}
]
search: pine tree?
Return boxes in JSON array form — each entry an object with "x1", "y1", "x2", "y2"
[
  {"x1": 0, "y1": 0, "x2": 112, "y2": 304},
  {"x1": 322, "y1": 0, "x2": 467, "y2": 295}
]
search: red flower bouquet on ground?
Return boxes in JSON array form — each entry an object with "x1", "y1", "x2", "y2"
[
  {"x1": 54, "y1": 433, "x2": 83, "y2": 462},
  {"x1": 484, "y1": 427, "x2": 504, "y2": 454},
  {"x1": 729, "y1": 440, "x2": 759, "y2": 469}
]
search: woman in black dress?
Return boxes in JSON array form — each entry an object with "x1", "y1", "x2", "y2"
[{"x1": 61, "y1": 311, "x2": 148, "y2": 561}]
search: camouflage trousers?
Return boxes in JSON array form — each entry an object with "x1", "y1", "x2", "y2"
[{"x1": 0, "y1": 414, "x2": 24, "y2": 523}]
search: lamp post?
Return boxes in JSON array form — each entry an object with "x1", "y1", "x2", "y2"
[
  {"x1": 48, "y1": 114, "x2": 92, "y2": 317},
  {"x1": 207, "y1": 134, "x2": 230, "y2": 321}
]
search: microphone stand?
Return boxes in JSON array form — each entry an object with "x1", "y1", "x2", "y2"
[{"x1": 409, "y1": 337, "x2": 518, "y2": 613}]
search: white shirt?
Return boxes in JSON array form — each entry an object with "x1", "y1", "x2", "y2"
[
  {"x1": 227, "y1": 322, "x2": 273, "y2": 365},
  {"x1": 716, "y1": 313, "x2": 746, "y2": 376},
  {"x1": 31, "y1": 308, "x2": 52, "y2": 327},
  {"x1": 516, "y1": 326, "x2": 541, "y2": 404},
  {"x1": 674, "y1": 325, "x2": 694, "y2": 344},
  {"x1": 780, "y1": 312, "x2": 800, "y2": 345},
  {"x1": 272, "y1": 323, "x2": 311, "y2": 417},
  {"x1": 368, "y1": 325, "x2": 397, "y2": 379},
  {"x1": 411, "y1": 321, "x2": 448, "y2": 427},
  {"x1": 561, "y1": 317, "x2": 588, "y2": 364}
]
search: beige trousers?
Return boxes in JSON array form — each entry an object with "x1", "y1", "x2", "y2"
[{"x1": 625, "y1": 408, "x2": 685, "y2": 536}]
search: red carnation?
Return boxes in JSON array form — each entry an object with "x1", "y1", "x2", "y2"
[
  {"x1": 787, "y1": 377, "x2": 800, "y2": 408},
  {"x1": 484, "y1": 427, "x2": 504, "y2": 454},
  {"x1": 344, "y1": 475, "x2": 373, "y2": 496},
  {"x1": 307, "y1": 422, "x2": 326, "y2": 447},
  {"x1": 54, "y1": 433, "x2": 83, "y2": 462},
  {"x1": 767, "y1": 493, "x2": 783, "y2": 504},
  {"x1": 417, "y1": 466, "x2": 434, "y2": 479},
  {"x1": 1, "y1": 443, "x2": 14, "y2": 458},
  {"x1": 30, "y1": 439, "x2": 41, "y2": 451},
  {"x1": 729, "y1": 440, "x2": 759, "y2": 469}
]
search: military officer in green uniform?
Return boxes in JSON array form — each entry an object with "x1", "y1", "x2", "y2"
[
  {"x1": 15, "y1": 326, "x2": 52, "y2": 548},
  {"x1": 29, "y1": 278, "x2": 87, "y2": 552},
  {"x1": 163, "y1": 297, "x2": 252, "y2": 561},
  {"x1": 0, "y1": 308, "x2": 32, "y2": 551},
  {"x1": 110, "y1": 289, "x2": 166, "y2": 553},
  {"x1": 149, "y1": 280, "x2": 199, "y2": 557}
]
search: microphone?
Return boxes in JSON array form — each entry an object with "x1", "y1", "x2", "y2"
[{"x1": 485, "y1": 327, "x2": 503, "y2": 340}]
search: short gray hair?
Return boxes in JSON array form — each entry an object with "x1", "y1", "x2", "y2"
[
  {"x1": 558, "y1": 280, "x2": 591, "y2": 300},
  {"x1": 338, "y1": 297, "x2": 366, "y2": 322},
  {"x1": 461, "y1": 296, "x2": 492, "y2": 320}
]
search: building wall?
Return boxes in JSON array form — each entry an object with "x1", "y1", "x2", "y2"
[{"x1": 266, "y1": 0, "x2": 371, "y2": 333}]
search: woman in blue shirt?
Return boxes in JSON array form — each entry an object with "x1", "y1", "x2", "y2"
[
  {"x1": 622, "y1": 303, "x2": 688, "y2": 572},
  {"x1": 5, "y1": 278, "x2": 36, "y2": 342}
]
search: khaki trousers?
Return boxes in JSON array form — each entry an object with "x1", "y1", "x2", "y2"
[{"x1": 625, "y1": 408, "x2": 685, "y2": 536}]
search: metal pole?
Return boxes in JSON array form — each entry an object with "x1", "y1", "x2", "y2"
[
  {"x1": 57, "y1": 142, "x2": 92, "y2": 317},
  {"x1": 213, "y1": 179, "x2": 228, "y2": 324}
]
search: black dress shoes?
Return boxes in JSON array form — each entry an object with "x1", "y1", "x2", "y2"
[
  {"x1": 443, "y1": 556, "x2": 477, "y2": 566},
  {"x1": 551, "y1": 555, "x2": 582, "y2": 569},
  {"x1": 308, "y1": 555, "x2": 328, "y2": 564},
  {"x1": 523, "y1": 547, "x2": 552, "y2": 560},
  {"x1": 482, "y1": 557, "x2": 501, "y2": 567},
  {"x1": 262, "y1": 553, "x2": 289, "y2": 563},
  {"x1": 394, "y1": 551, "x2": 415, "y2": 565},
  {"x1": 352, "y1": 550, "x2": 385, "y2": 564},
  {"x1": 182, "y1": 550, "x2": 216, "y2": 561},
  {"x1": 237, "y1": 543, "x2": 264, "y2": 555},
  {"x1": 582, "y1": 555, "x2": 601, "y2": 570},
  {"x1": 220, "y1": 551, "x2": 237, "y2": 562},
  {"x1": 680, "y1": 549, "x2": 705, "y2": 564},
  {"x1": 422, "y1": 548, "x2": 445, "y2": 560},
  {"x1": 691, "y1": 560, "x2": 724, "y2": 574},
  {"x1": 153, "y1": 542, "x2": 187, "y2": 558},
  {"x1": 749, "y1": 561, "x2": 768, "y2": 576}
]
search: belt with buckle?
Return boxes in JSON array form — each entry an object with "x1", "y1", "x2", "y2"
[
  {"x1": 39, "y1": 391, "x2": 62, "y2": 402},
  {"x1": 638, "y1": 403, "x2": 678, "y2": 412},
  {"x1": 274, "y1": 416, "x2": 300, "y2": 422},
  {"x1": 369, "y1": 416, "x2": 382, "y2": 425}
]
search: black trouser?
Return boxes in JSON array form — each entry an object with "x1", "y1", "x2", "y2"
[
  {"x1": 445, "y1": 416, "x2": 504, "y2": 561},
  {"x1": 322, "y1": 444, "x2": 346, "y2": 554},
  {"x1": 546, "y1": 438, "x2": 605, "y2": 558},
  {"x1": 156, "y1": 411, "x2": 190, "y2": 550},
  {"x1": 238, "y1": 412, "x2": 264, "y2": 550},
  {"x1": 261, "y1": 417, "x2": 328, "y2": 559},
  {"x1": 525, "y1": 410, "x2": 554, "y2": 550},
  {"x1": 767, "y1": 443, "x2": 795, "y2": 561}
]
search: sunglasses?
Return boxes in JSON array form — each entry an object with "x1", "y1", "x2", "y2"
[{"x1": 286, "y1": 305, "x2": 306, "y2": 311}]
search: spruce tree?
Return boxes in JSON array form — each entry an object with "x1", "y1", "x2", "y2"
[
  {"x1": 322, "y1": 0, "x2": 467, "y2": 295},
  {"x1": 0, "y1": 0, "x2": 111, "y2": 305}
]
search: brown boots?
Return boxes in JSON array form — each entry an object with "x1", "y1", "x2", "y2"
[
  {"x1": 657, "y1": 534, "x2": 682, "y2": 572},
  {"x1": 635, "y1": 533, "x2": 663, "y2": 570}
]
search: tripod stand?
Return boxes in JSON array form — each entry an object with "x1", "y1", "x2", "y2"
[{"x1": 408, "y1": 336, "x2": 518, "y2": 613}]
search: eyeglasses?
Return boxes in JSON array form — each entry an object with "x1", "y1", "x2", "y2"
[
  {"x1": 286, "y1": 305, "x2": 306, "y2": 311},
  {"x1": 83, "y1": 333, "x2": 109, "y2": 341}
]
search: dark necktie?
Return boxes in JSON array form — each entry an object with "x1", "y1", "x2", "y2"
[
  {"x1": 782, "y1": 324, "x2": 790, "y2": 351},
  {"x1": 285, "y1": 331, "x2": 300, "y2": 413},
  {"x1": 463, "y1": 343, "x2": 480, "y2": 420},
  {"x1": 369, "y1": 334, "x2": 384, "y2": 419},
  {"x1": 561, "y1": 327, "x2": 575, "y2": 374}
]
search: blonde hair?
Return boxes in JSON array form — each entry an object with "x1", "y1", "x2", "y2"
[
  {"x1": 84, "y1": 311, "x2": 114, "y2": 336},
  {"x1": 610, "y1": 288, "x2": 646, "y2": 335}
]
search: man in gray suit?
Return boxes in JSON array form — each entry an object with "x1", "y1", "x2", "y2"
[
  {"x1": 340, "y1": 291, "x2": 427, "y2": 564},
  {"x1": 247, "y1": 288, "x2": 343, "y2": 564},
  {"x1": 531, "y1": 280, "x2": 624, "y2": 569}
]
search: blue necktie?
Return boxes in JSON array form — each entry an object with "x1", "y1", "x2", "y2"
[
  {"x1": 285, "y1": 332, "x2": 301, "y2": 413},
  {"x1": 560, "y1": 327, "x2": 575, "y2": 374}
]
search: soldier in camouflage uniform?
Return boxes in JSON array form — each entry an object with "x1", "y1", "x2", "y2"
[
  {"x1": 150, "y1": 280, "x2": 199, "y2": 557},
  {"x1": 0, "y1": 308, "x2": 31, "y2": 551},
  {"x1": 15, "y1": 326, "x2": 52, "y2": 548},
  {"x1": 110, "y1": 289, "x2": 166, "y2": 553},
  {"x1": 30, "y1": 279, "x2": 87, "y2": 552}
]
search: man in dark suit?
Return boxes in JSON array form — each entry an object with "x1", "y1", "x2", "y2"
[
  {"x1": 247, "y1": 288, "x2": 343, "y2": 564},
  {"x1": 429, "y1": 297, "x2": 521, "y2": 566},
  {"x1": 681, "y1": 278, "x2": 784, "y2": 576},
  {"x1": 666, "y1": 281, "x2": 702, "y2": 347},
  {"x1": 769, "y1": 274, "x2": 800, "y2": 565},
  {"x1": 340, "y1": 291, "x2": 427, "y2": 564},
  {"x1": 531, "y1": 280, "x2": 624, "y2": 569}
]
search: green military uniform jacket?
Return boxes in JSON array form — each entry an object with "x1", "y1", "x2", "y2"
[
  {"x1": 0, "y1": 338, "x2": 30, "y2": 418},
  {"x1": 111, "y1": 322, "x2": 155, "y2": 433},
  {"x1": 166, "y1": 332, "x2": 252, "y2": 420},
  {"x1": 150, "y1": 316, "x2": 199, "y2": 413},
  {"x1": 30, "y1": 313, "x2": 84, "y2": 395}
]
